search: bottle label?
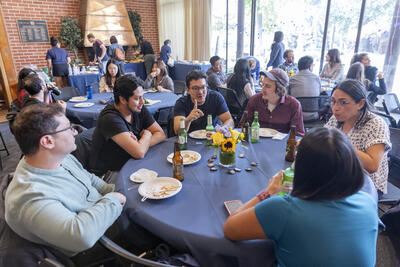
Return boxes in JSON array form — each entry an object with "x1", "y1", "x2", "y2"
[
  {"x1": 251, "y1": 129, "x2": 259, "y2": 140},
  {"x1": 178, "y1": 135, "x2": 187, "y2": 145},
  {"x1": 173, "y1": 163, "x2": 184, "y2": 179},
  {"x1": 206, "y1": 131, "x2": 213, "y2": 140}
]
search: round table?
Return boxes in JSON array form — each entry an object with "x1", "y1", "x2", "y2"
[
  {"x1": 115, "y1": 136, "x2": 293, "y2": 267},
  {"x1": 66, "y1": 92, "x2": 179, "y2": 128}
]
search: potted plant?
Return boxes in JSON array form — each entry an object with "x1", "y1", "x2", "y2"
[{"x1": 60, "y1": 16, "x2": 83, "y2": 65}]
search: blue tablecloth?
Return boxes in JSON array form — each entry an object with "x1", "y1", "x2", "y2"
[
  {"x1": 66, "y1": 92, "x2": 179, "y2": 128},
  {"x1": 172, "y1": 62, "x2": 211, "y2": 81},
  {"x1": 124, "y1": 62, "x2": 146, "y2": 80},
  {"x1": 115, "y1": 137, "x2": 292, "y2": 267},
  {"x1": 68, "y1": 73, "x2": 102, "y2": 95}
]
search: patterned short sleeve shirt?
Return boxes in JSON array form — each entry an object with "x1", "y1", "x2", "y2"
[{"x1": 325, "y1": 112, "x2": 392, "y2": 193}]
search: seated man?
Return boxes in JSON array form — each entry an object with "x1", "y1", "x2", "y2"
[
  {"x1": 278, "y1": 49, "x2": 299, "y2": 75},
  {"x1": 90, "y1": 74, "x2": 166, "y2": 175},
  {"x1": 5, "y1": 103, "x2": 126, "y2": 260},
  {"x1": 288, "y1": 56, "x2": 321, "y2": 121},
  {"x1": 206, "y1": 55, "x2": 227, "y2": 90},
  {"x1": 174, "y1": 70, "x2": 234, "y2": 134}
]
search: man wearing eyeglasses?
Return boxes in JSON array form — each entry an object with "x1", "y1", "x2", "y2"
[
  {"x1": 173, "y1": 70, "x2": 234, "y2": 134},
  {"x1": 5, "y1": 103, "x2": 127, "y2": 261}
]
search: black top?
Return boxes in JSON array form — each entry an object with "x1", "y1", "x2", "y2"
[
  {"x1": 173, "y1": 90, "x2": 229, "y2": 133},
  {"x1": 21, "y1": 97, "x2": 41, "y2": 108},
  {"x1": 89, "y1": 102, "x2": 155, "y2": 175},
  {"x1": 140, "y1": 40, "x2": 155, "y2": 55}
]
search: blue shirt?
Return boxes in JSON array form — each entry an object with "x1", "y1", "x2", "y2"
[
  {"x1": 173, "y1": 90, "x2": 229, "y2": 132},
  {"x1": 108, "y1": 43, "x2": 124, "y2": 64},
  {"x1": 255, "y1": 192, "x2": 378, "y2": 267},
  {"x1": 45, "y1": 47, "x2": 70, "y2": 65},
  {"x1": 244, "y1": 56, "x2": 260, "y2": 81},
  {"x1": 159, "y1": 44, "x2": 171, "y2": 64}
]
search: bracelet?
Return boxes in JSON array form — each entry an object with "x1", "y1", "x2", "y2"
[{"x1": 257, "y1": 191, "x2": 271, "y2": 202}]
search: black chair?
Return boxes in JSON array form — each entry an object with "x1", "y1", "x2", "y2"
[
  {"x1": 384, "y1": 93, "x2": 400, "y2": 114},
  {"x1": 154, "y1": 106, "x2": 174, "y2": 137},
  {"x1": 72, "y1": 127, "x2": 95, "y2": 170},
  {"x1": 296, "y1": 96, "x2": 331, "y2": 130},
  {"x1": 216, "y1": 87, "x2": 245, "y2": 127},
  {"x1": 389, "y1": 127, "x2": 400, "y2": 185},
  {"x1": 373, "y1": 111, "x2": 398, "y2": 128},
  {"x1": 55, "y1": 87, "x2": 81, "y2": 101},
  {"x1": 173, "y1": 80, "x2": 186, "y2": 96}
]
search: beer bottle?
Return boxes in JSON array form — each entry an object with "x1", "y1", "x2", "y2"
[
  {"x1": 178, "y1": 118, "x2": 187, "y2": 150},
  {"x1": 285, "y1": 125, "x2": 296, "y2": 162},
  {"x1": 173, "y1": 141, "x2": 184, "y2": 181},
  {"x1": 206, "y1": 115, "x2": 214, "y2": 146},
  {"x1": 251, "y1": 111, "x2": 260, "y2": 143},
  {"x1": 241, "y1": 111, "x2": 250, "y2": 142}
]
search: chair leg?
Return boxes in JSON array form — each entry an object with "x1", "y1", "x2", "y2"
[{"x1": 0, "y1": 131, "x2": 9, "y2": 156}]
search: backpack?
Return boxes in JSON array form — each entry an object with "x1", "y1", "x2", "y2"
[{"x1": 115, "y1": 47, "x2": 125, "y2": 61}]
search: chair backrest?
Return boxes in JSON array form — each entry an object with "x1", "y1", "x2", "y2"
[
  {"x1": 296, "y1": 96, "x2": 330, "y2": 113},
  {"x1": 373, "y1": 111, "x2": 398, "y2": 128},
  {"x1": 71, "y1": 127, "x2": 95, "y2": 170},
  {"x1": 384, "y1": 93, "x2": 400, "y2": 114},
  {"x1": 389, "y1": 127, "x2": 400, "y2": 164},
  {"x1": 54, "y1": 87, "x2": 81, "y2": 101},
  {"x1": 216, "y1": 87, "x2": 245, "y2": 127},
  {"x1": 154, "y1": 106, "x2": 173, "y2": 128},
  {"x1": 173, "y1": 80, "x2": 186, "y2": 96}
]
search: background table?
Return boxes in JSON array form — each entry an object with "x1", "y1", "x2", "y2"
[
  {"x1": 124, "y1": 62, "x2": 146, "y2": 80},
  {"x1": 115, "y1": 137, "x2": 293, "y2": 267},
  {"x1": 66, "y1": 92, "x2": 179, "y2": 128},
  {"x1": 68, "y1": 73, "x2": 102, "y2": 95},
  {"x1": 171, "y1": 62, "x2": 211, "y2": 81}
]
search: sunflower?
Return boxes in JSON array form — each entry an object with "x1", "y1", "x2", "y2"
[
  {"x1": 211, "y1": 132, "x2": 225, "y2": 146},
  {"x1": 222, "y1": 138, "x2": 236, "y2": 152}
]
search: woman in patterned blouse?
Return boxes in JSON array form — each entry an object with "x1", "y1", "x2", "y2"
[{"x1": 325, "y1": 79, "x2": 391, "y2": 197}]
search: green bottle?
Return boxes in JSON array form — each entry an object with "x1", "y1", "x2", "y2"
[
  {"x1": 178, "y1": 118, "x2": 187, "y2": 150},
  {"x1": 277, "y1": 166, "x2": 294, "y2": 196},
  {"x1": 206, "y1": 115, "x2": 215, "y2": 146},
  {"x1": 251, "y1": 111, "x2": 260, "y2": 143}
]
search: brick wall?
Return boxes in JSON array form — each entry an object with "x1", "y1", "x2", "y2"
[{"x1": 0, "y1": 0, "x2": 159, "y2": 73}]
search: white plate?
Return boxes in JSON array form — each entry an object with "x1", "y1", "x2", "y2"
[
  {"x1": 130, "y1": 168, "x2": 158, "y2": 183},
  {"x1": 74, "y1": 102, "x2": 94, "y2": 108},
  {"x1": 167, "y1": 150, "x2": 201, "y2": 165},
  {"x1": 69, "y1": 96, "x2": 88, "y2": 102},
  {"x1": 138, "y1": 177, "x2": 182, "y2": 200},
  {"x1": 259, "y1": 128, "x2": 278, "y2": 138},
  {"x1": 189, "y1": 129, "x2": 207, "y2": 139}
]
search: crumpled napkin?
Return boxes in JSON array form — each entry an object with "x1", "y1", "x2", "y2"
[
  {"x1": 272, "y1": 132, "x2": 288, "y2": 140},
  {"x1": 130, "y1": 168, "x2": 158, "y2": 183}
]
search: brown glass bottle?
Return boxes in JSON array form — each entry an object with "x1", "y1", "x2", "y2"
[
  {"x1": 173, "y1": 141, "x2": 184, "y2": 181},
  {"x1": 241, "y1": 111, "x2": 250, "y2": 142},
  {"x1": 285, "y1": 125, "x2": 296, "y2": 162}
]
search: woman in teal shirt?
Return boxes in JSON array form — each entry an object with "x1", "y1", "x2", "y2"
[{"x1": 223, "y1": 127, "x2": 378, "y2": 267}]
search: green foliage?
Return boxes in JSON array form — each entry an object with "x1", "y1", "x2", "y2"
[
  {"x1": 128, "y1": 10, "x2": 143, "y2": 47},
  {"x1": 59, "y1": 16, "x2": 82, "y2": 64}
]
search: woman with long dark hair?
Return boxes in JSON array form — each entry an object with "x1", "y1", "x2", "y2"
[
  {"x1": 227, "y1": 58, "x2": 255, "y2": 108},
  {"x1": 46, "y1": 37, "x2": 71, "y2": 88},
  {"x1": 143, "y1": 60, "x2": 174, "y2": 92},
  {"x1": 319, "y1": 48, "x2": 344, "y2": 83},
  {"x1": 99, "y1": 59, "x2": 122, "y2": 93},
  {"x1": 223, "y1": 127, "x2": 378, "y2": 266},
  {"x1": 346, "y1": 62, "x2": 386, "y2": 104},
  {"x1": 325, "y1": 79, "x2": 391, "y2": 197},
  {"x1": 266, "y1": 31, "x2": 285, "y2": 69}
]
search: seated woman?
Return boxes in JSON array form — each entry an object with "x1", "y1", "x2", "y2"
[
  {"x1": 325, "y1": 79, "x2": 391, "y2": 196},
  {"x1": 143, "y1": 60, "x2": 174, "y2": 92},
  {"x1": 319, "y1": 48, "x2": 345, "y2": 84},
  {"x1": 223, "y1": 127, "x2": 379, "y2": 266},
  {"x1": 351, "y1": 52, "x2": 382, "y2": 85},
  {"x1": 243, "y1": 69, "x2": 304, "y2": 136},
  {"x1": 99, "y1": 59, "x2": 122, "y2": 93},
  {"x1": 227, "y1": 58, "x2": 255, "y2": 108},
  {"x1": 346, "y1": 62, "x2": 386, "y2": 104},
  {"x1": 16, "y1": 68, "x2": 36, "y2": 108}
]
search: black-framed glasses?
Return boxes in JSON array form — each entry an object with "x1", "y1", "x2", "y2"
[{"x1": 42, "y1": 125, "x2": 76, "y2": 136}]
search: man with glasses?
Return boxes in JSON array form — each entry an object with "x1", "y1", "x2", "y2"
[
  {"x1": 173, "y1": 70, "x2": 233, "y2": 134},
  {"x1": 5, "y1": 103, "x2": 127, "y2": 261},
  {"x1": 89, "y1": 74, "x2": 166, "y2": 176},
  {"x1": 206, "y1": 56, "x2": 227, "y2": 90}
]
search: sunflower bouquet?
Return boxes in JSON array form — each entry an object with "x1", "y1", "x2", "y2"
[
  {"x1": 211, "y1": 125, "x2": 244, "y2": 152},
  {"x1": 286, "y1": 70, "x2": 295, "y2": 77}
]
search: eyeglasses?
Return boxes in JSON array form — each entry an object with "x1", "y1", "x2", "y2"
[
  {"x1": 330, "y1": 99, "x2": 351, "y2": 107},
  {"x1": 42, "y1": 125, "x2": 76, "y2": 136},
  {"x1": 190, "y1": 86, "x2": 207, "y2": 91}
]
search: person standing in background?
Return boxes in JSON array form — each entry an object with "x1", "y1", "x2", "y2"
[
  {"x1": 87, "y1": 33, "x2": 109, "y2": 74},
  {"x1": 159, "y1": 39, "x2": 172, "y2": 66},
  {"x1": 267, "y1": 31, "x2": 285, "y2": 69},
  {"x1": 137, "y1": 37, "x2": 156, "y2": 77},
  {"x1": 46, "y1": 37, "x2": 71, "y2": 88},
  {"x1": 108, "y1": 36, "x2": 125, "y2": 74}
]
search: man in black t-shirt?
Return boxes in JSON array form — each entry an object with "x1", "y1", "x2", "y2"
[
  {"x1": 135, "y1": 37, "x2": 156, "y2": 77},
  {"x1": 90, "y1": 74, "x2": 166, "y2": 175},
  {"x1": 173, "y1": 70, "x2": 233, "y2": 134}
]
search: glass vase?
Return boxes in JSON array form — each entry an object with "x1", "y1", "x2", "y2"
[{"x1": 219, "y1": 149, "x2": 236, "y2": 168}]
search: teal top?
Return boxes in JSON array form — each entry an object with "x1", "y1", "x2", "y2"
[
  {"x1": 255, "y1": 192, "x2": 378, "y2": 267},
  {"x1": 5, "y1": 154, "x2": 122, "y2": 256}
]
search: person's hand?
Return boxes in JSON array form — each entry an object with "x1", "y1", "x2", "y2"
[
  {"x1": 378, "y1": 72, "x2": 383, "y2": 79},
  {"x1": 156, "y1": 85, "x2": 163, "y2": 92},
  {"x1": 57, "y1": 100, "x2": 67, "y2": 111},
  {"x1": 89, "y1": 61, "x2": 94, "y2": 66},
  {"x1": 109, "y1": 192, "x2": 126, "y2": 206},
  {"x1": 187, "y1": 100, "x2": 204, "y2": 122},
  {"x1": 150, "y1": 71, "x2": 157, "y2": 78},
  {"x1": 265, "y1": 171, "x2": 284, "y2": 195}
]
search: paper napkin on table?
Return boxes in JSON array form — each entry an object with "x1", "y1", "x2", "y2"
[
  {"x1": 272, "y1": 132, "x2": 288, "y2": 140},
  {"x1": 129, "y1": 168, "x2": 158, "y2": 183}
]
